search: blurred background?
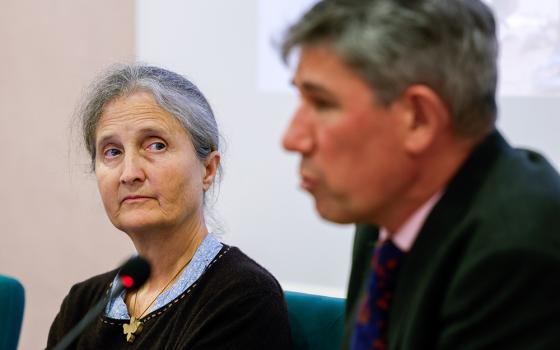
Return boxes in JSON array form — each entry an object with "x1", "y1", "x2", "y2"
[{"x1": 1, "y1": 1, "x2": 558, "y2": 349}]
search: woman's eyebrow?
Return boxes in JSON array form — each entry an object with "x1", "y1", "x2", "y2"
[
  {"x1": 96, "y1": 125, "x2": 169, "y2": 145},
  {"x1": 136, "y1": 125, "x2": 169, "y2": 136},
  {"x1": 96, "y1": 133, "x2": 117, "y2": 149}
]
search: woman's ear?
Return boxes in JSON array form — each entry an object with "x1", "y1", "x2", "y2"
[
  {"x1": 397, "y1": 85, "x2": 451, "y2": 155},
  {"x1": 202, "y1": 151, "x2": 221, "y2": 191}
]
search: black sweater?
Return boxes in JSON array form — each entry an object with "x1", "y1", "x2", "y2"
[{"x1": 47, "y1": 246, "x2": 293, "y2": 349}]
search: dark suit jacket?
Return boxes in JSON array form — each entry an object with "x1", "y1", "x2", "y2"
[{"x1": 343, "y1": 131, "x2": 560, "y2": 349}]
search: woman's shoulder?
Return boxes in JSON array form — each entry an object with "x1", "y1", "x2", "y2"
[
  {"x1": 205, "y1": 245, "x2": 283, "y2": 296},
  {"x1": 47, "y1": 268, "x2": 119, "y2": 346},
  {"x1": 63, "y1": 269, "x2": 118, "y2": 306},
  {"x1": 158, "y1": 245, "x2": 292, "y2": 349}
]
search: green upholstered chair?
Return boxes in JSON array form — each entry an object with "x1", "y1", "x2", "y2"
[
  {"x1": 285, "y1": 291, "x2": 345, "y2": 350},
  {"x1": 0, "y1": 275, "x2": 25, "y2": 350}
]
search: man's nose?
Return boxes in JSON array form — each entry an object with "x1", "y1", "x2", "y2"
[{"x1": 282, "y1": 105, "x2": 314, "y2": 155}]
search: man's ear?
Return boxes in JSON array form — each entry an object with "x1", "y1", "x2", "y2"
[
  {"x1": 396, "y1": 85, "x2": 451, "y2": 155},
  {"x1": 202, "y1": 151, "x2": 221, "y2": 191}
]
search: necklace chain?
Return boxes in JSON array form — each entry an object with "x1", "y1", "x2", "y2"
[{"x1": 132, "y1": 256, "x2": 193, "y2": 319}]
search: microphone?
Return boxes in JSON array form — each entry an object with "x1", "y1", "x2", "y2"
[
  {"x1": 52, "y1": 256, "x2": 151, "y2": 350},
  {"x1": 117, "y1": 255, "x2": 151, "y2": 291}
]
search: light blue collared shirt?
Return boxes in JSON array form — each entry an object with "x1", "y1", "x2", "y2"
[{"x1": 105, "y1": 233, "x2": 223, "y2": 319}]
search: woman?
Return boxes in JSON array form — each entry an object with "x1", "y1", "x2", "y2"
[{"x1": 47, "y1": 65, "x2": 292, "y2": 349}]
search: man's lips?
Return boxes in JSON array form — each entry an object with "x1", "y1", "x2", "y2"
[{"x1": 299, "y1": 172, "x2": 317, "y2": 191}]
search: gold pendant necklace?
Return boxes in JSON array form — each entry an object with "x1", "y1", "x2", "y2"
[
  {"x1": 123, "y1": 316, "x2": 143, "y2": 343},
  {"x1": 123, "y1": 256, "x2": 193, "y2": 343}
]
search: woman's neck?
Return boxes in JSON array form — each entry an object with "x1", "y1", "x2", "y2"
[{"x1": 128, "y1": 218, "x2": 208, "y2": 293}]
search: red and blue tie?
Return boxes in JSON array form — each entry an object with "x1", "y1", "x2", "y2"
[{"x1": 351, "y1": 240, "x2": 405, "y2": 350}]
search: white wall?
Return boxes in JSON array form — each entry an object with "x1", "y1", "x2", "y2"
[{"x1": 136, "y1": 0, "x2": 560, "y2": 299}]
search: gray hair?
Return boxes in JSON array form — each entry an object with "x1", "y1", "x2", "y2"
[
  {"x1": 282, "y1": 0, "x2": 498, "y2": 137},
  {"x1": 80, "y1": 64, "x2": 220, "y2": 172}
]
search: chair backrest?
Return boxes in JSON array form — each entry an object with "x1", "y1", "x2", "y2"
[
  {"x1": 285, "y1": 290, "x2": 345, "y2": 350},
  {"x1": 0, "y1": 275, "x2": 25, "y2": 350}
]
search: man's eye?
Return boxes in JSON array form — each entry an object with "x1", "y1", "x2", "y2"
[
  {"x1": 147, "y1": 142, "x2": 166, "y2": 151},
  {"x1": 311, "y1": 97, "x2": 336, "y2": 111},
  {"x1": 104, "y1": 148, "x2": 121, "y2": 158}
]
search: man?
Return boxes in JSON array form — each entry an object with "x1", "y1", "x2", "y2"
[{"x1": 281, "y1": 0, "x2": 560, "y2": 349}]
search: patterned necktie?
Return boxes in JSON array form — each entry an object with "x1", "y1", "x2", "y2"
[{"x1": 351, "y1": 240, "x2": 406, "y2": 350}]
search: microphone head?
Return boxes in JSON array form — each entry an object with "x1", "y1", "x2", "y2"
[{"x1": 118, "y1": 256, "x2": 151, "y2": 290}]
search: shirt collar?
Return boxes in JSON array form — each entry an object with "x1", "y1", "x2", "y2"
[{"x1": 379, "y1": 192, "x2": 442, "y2": 252}]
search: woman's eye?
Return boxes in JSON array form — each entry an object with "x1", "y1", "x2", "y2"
[
  {"x1": 147, "y1": 142, "x2": 166, "y2": 151},
  {"x1": 104, "y1": 148, "x2": 121, "y2": 158}
]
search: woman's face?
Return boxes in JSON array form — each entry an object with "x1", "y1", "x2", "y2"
[{"x1": 94, "y1": 91, "x2": 216, "y2": 235}]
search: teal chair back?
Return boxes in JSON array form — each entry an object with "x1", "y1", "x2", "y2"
[
  {"x1": 0, "y1": 275, "x2": 25, "y2": 350},
  {"x1": 285, "y1": 291, "x2": 345, "y2": 350}
]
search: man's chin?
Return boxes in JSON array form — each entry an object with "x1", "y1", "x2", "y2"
[{"x1": 315, "y1": 201, "x2": 360, "y2": 225}]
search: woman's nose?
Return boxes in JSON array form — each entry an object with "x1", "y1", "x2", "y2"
[{"x1": 120, "y1": 152, "x2": 146, "y2": 184}]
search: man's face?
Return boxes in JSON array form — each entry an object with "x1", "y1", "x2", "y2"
[{"x1": 283, "y1": 46, "x2": 414, "y2": 225}]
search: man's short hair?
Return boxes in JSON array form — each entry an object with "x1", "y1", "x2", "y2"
[{"x1": 282, "y1": 0, "x2": 498, "y2": 137}]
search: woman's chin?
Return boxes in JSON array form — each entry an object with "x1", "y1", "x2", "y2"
[{"x1": 112, "y1": 215, "x2": 168, "y2": 235}]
